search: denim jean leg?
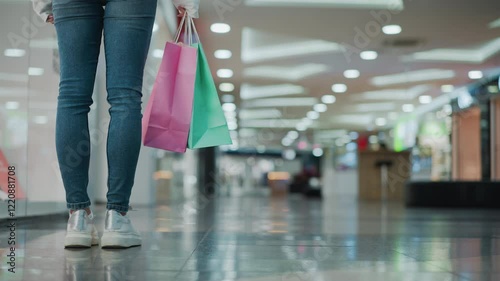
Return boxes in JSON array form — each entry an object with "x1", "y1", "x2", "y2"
[
  {"x1": 52, "y1": 0, "x2": 104, "y2": 210},
  {"x1": 103, "y1": 0, "x2": 157, "y2": 212}
]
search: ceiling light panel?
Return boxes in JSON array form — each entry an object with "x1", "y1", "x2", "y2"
[
  {"x1": 419, "y1": 95, "x2": 432, "y2": 104},
  {"x1": 331, "y1": 83, "x2": 347, "y2": 93},
  {"x1": 371, "y1": 69, "x2": 455, "y2": 86},
  {"x1": 219, "y1": 83, "x2": 235, "y2": 92},
  {"x1": 214, "y1": 49, "x2": 232, "y2": 59},
  {"x1": 407, "y1": 38, "x2": 500, "y2": 63},
  {"x1": 241, "y1": 28, "x2": 344, "y2": 63},
  {"x1": 382, "y1": 25, "x2": 402, "y2": 35},
  {"x1": 4, "y1": 48, "x2": 26, "y2": 57},
  {"x1": 211, "y1": 23, "x2": 231, "y2": 33},
  {"x1": 490, "y1": 18, "x2": 500, "y2": 29},
  {"x1": 352, "y1": 85, "x2": 430, "y2": 100},
  {"x1": 239, "y1": 109, "x2": 282, "y2": 119},
  {"x1": 240, "y1": 119, "x2": 315, "y2": 128},
  {"x1": 245, "y1": 0, "x2": 404, "y2": 10},
  {"x1": 217, "y1": 69, "x2": 234, "y2": 78},
  {"x1": 331, "y1": 114, "x2": 373, "y2": 125},
  {"x1": 321, "y1": 95, "x2": 336, "y2": 104},
  {"x1": 243, "y1": 97, "x2": 318, "y2": 108},
  {"x1": 352, "y1": 103, "x2": 396, "y2": 112},
  {"x1": 240, "y1": 83, "x2": 305, "y2": 100},
  {"x1": 343, "y1": 69, "x2": 360, "y2": 79},
  {"x1": 360, "y1": 51, "x2": 378, "y2": 60},
  {"x1": 314, "y1": 130, "x2": 347, "y2": 139},
  {"x1": 243, "y1": 64, "x2": 329, "y2": 81},
  {"x1": 28, "y1": 67, "x2": 44, "y2": 76},
  {"x1": 468, "y1": 70, "x2": 483, "y2": 79}
]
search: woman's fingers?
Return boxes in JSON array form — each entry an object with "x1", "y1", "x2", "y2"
[{"x1": 177, "y1": 7, "x2": 186, "y2": 17}]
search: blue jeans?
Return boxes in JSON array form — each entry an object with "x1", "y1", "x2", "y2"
[{"x1": 53, "y1": 0, "x2": 157, "y2": 213}]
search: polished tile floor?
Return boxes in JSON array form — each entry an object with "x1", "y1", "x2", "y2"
[{"x1": 2, "y1": 194, "x2": 500, "y2": 281}]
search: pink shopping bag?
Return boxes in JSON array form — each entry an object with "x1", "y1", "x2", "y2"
[{"x1": 142, "y1": 38, "x2": 198, "y2": 152}]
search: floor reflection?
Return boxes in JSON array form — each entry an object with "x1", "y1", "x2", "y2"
[{"x1": 2, "y1": 194, "x2": 500, "y2": 280}]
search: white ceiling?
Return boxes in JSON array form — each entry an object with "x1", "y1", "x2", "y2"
[
  {"x1": 1, "y1": 0, "x2": 500, "y2": 150},
  {"x1": 192, "y1": 0, "x2": 500, "y2": 143}
]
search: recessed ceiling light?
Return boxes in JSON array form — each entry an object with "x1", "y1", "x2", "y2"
[
  {"x1": 4, "y1": 48, "x2": 26, "y2": 57},
  {"x1": 152, "y1": 49, "x2": 163, "y2": 58},
  {"x1": 28, "y1": 67, "x2": 44, "y2": 76},
  {"x1": 419, "y1": 95, "x2": 432, "y2": 104},
  {"x1": 360, "y1": 51, "x2": 378, "y2": 60},
  {"x1": 382, "y1": 25, "x2": 402, "y2": 35},
  {"x1": 225, "y1": 111, "x2": 237, "y2": 119},
  {"x1": 321, "y1": 95, "x2": 336, "y2": 104},
  {"x1": 287, "y1": 130, "x2": 299, "y2": 139},
  {"x1": 217, "y1": 69, "x2": 234, "y2": 78},
  {"x1": 214, "y1": 49, "x2": 232, "y2": 59},
  {"x1": 5, "y1": 101, "x2": 19, "y2": 110},
  {"x1": 402, "y1": 104, "x2": 415, "y2": 112},
  {"x1": 222, "y1": 94, "x2": 235, "y2": 103},
  {"x1": 313, "y1": 103, "x2": 327, "y2": 112},
  {"x1": 468, "y1": 70, "x2": 483, "y2": 79},
  {"x1": 307, "y1": 111, "x2": 320, "y2": 120},
  {"x1": 228, "y1": 122, "x2": 238, "y2": 130},
  {"x1": 343, "y1": 69, "x2": 360, "y2": 79},
  {"x1": 375, "y1": 118, "x2": 387, "y2": 126},
  {"x1": 296, "y1": 123, "x2": 308, "y2": 131},
  {"x1": 219, "y1": 83, "x2": 235, "y2": 92},
  {"x1": 222, "y1": 103, "x2": 236, "y2": 112},
  {"x1": 332, "y1": 83, "x2": 347, "y2": 93},
  {"x1": 441, "y1": 84, "x2": 454, "y2": 93},
  {"x1": 282, "y1": 137, "x2": 293, "y2": 146},
  {"x1": 211, "y1": 23, "x2": 231, "y2": 33}
]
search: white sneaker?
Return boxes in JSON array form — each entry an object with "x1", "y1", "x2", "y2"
[
  {"x1": 101, "y1": 210, "x2": 142, "y2": 249},
  {"x1": 64, "y1": 209, "x2": 99, "y2": 248}
]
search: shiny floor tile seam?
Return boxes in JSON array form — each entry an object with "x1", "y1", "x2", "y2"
[
  {"x1": 389, "y1": 248, "x2": 480, "y2": 280},
  {"x1": 174, "y1": 225, "x2": 215, "y2": 279}
]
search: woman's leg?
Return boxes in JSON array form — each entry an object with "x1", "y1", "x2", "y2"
[
  {"x1": 53, "y1": 0, "x2": 104, "y2": 211},
  {"x1": 103, "y1": 0, "x2": 157, "y2": 213}
]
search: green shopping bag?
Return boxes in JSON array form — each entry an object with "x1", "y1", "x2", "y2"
[{"x1": 187, "y1": 42, "x2": 232, "y2": 149}]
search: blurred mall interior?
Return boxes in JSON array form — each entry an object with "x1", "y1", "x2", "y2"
[{"x1": 1, "y1": 0, "x2": 500, "y2": 280}]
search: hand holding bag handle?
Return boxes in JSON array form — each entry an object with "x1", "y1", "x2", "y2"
[{"x1": 172, "y1": 0, "x2": 200, "y2": 18}]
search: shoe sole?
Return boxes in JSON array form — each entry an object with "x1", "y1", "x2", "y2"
[
  {"x1": 64, "y1": 235, "x2": 99, "y2": 248},
  {"x1": 101, "y1": 233, "x2": 141, "y2": 249}
]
